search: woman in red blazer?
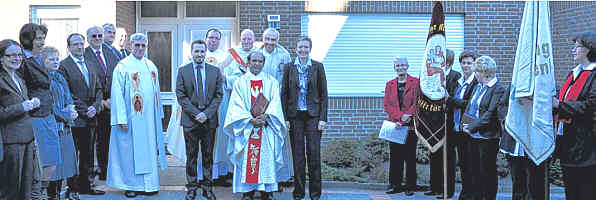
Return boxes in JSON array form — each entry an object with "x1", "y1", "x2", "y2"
[{"x1": 383, "y1": 56, "x2": 420, "y2": 196}]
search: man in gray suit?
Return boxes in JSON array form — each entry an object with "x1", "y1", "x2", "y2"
[
  {"x1": 58, "y1": 33, "x2": 105, "y2": 198},
  {"x1": 176, "y1": 39, "x2": 223, "y2": 200},
  {"x1": 84, "y1": 25, "x2": 120, "y2": 181}
]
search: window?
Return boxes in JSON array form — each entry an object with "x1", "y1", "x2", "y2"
[
  {"x1": 186, "y1": 1, "x2": 236, "y2": 17},
  {"x1": 301, "y1": 14, "x2": 465, "y2": 96},
  {"x1": 30, "y1": 6, "x2": 80, "y2": 59},
  {"x1": 141, "y1": 1, "x2": 177, "y2": 17}
]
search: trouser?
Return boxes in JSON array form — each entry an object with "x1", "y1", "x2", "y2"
[
  {"x1": 466, "y1": 138, "x2": 498, "y2": 200},
  {"x1": 562, "y1": 165, "x2": 596, "y2": 200},
  {"x1": 388, "y1": 132, "x2": 418, "y2": 190},
  {"x1": 183, "y1": 123, "x2": 216, "y2": 192},
  {"x1": 455, "y1": 132, "x2": 473, "y2": 200},
  {"x1": 0, "y1": 140, "x2": 39, "y2": 200},
  {"x1": 69, "y1": 127, "x2": 95, "y2": 193},
  {"x1": 429, "y1": 133, "x2": 456, "y2": 195},
  {"x1": 96, "y1": 111, "x2": 111, "y2": 178},
  {"x1": 289, "y1": 111, "x2": 322, "y2": 199},
  {"x1": 507, "y1": 155, "x2": 549, "y2": 200}
]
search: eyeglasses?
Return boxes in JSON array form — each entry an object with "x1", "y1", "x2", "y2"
[
  {"x1": 91, "y1": 34, "x2": 103, "y2": 38},
  {"x1": 394, "y1": 64, "x2": 408, "y2": 68},
  {"x1": 206, "y1": 36, "x2": 220, "y2": 40},
  {"x1": 134, "y1": 43, "x2": 147, "y2": 48},
  {"x1": 4, "y1": 53, "x2": 25, "y2": 58}
]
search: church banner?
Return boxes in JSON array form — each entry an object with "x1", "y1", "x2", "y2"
[{"x1": 415, "y1": 1, "x2": 448, "y2": 153}]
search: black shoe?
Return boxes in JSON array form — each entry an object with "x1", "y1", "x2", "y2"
[
  {"x1": 436, "y1": 193, "x2": 454, "y2": 199},
  {"x1": 66, "y1": 190, "x2": 80, "y2": 200},
  {"x1": 386, "y1": 186, "x2": 403, "y2": 194},
  {"x1": 310, "y1": 196, "x2": 320, "y2": 200},
  {"x1": 261, "y1": 192, "x2": 273, "y2": 200},
  {"x1": 405, "y1": 190, "x2": 415, "y2": 196},
  {"x1": 425, "y1": 191, "x2": 440, "y2": 196},
  {"x1": 241, "y1": 191, "x2": 255, "y2": 200},
  {"x1": 185, "y1": 190, "x2": 196, "y2": 200},
  {"x1": 141, "y1": 191, "x2": 159, "y2": 196},
  {"x1": 80, "y1": 189, "x2": 105, "y2": 195},
  {"x1": 213, "y1": 178, "x2": 232, "y2": 187},
  {"x1": 124, "y1": 190, "x2": 137, "y2": 198}
]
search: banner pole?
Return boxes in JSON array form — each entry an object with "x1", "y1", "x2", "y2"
[{"x1": 443, "y1": 103, "x2": 447, "y2": 200}]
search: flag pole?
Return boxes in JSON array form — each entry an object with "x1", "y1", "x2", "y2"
[{"x1": 443, "y1": 93, "x2": 447, "y2": 200}]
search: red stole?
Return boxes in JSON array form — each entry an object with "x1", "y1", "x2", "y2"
[
  {"x1": 230, "y1": 48, "x2": 247, "y2": 67},
  {"x1": 557, "y1": 70, "x2": 592, "y2": 123},
  {"x1": 246, "y1": 80, "x2": 263, "y2": 184}
]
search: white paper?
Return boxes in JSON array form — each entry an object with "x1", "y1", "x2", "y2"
[{"x1": 378, "y1": 120, "x2": 408, "y2": 144}]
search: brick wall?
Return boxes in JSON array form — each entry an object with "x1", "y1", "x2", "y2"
[
  {"x1": 238, "y1": 1, "x2": 304, "y2": 56},
  {"x1": 551, "y1": 1, "x2": 596, "y2": 86},
  {"x1": 278, "y1": 1, "x2": 525, "y2": 144},
  {"x1": 116, "y1": 1, "x2": 136, "y2": 43}
]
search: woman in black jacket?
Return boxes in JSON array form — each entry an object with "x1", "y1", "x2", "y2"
[
  {"x1": 462, "y1": 55, "x2": 506, "y2": 200},
  {"x1": 0, "y1": 39, "x2": 40, "y2": 200},
  {"x1": 553, "y1": 31, "x2": 596, "y2": 200}
]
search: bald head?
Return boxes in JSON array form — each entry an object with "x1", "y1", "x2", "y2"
[{"x1": 240, "y1": 29, "x2": 255, "y2": 51}]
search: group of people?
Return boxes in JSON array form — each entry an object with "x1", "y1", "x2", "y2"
[
  {"x1": 383, "y1": 31, "x2": 596, "y2": 200},
  {"x1": 0, "y1": 22, "x2": 330, "y2": 200}
]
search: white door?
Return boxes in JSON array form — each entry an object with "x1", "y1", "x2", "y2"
[
  {"x1": 140, "y1": 24, "x2": 179, "y2": 106},
  {"x1": 181, "y1": 18, "x2": 236, "y2": 64}
]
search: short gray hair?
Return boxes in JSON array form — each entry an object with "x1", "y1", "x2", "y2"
[
  {"x1": 393, "y1": 56, "x2": 409, "y2": 65},
  {"x1": 130, "y1": 33, "x2": 148, "y2": 44},
  {"x1": 263, "y1": 28, "x2": 279, "y2": 40},
  {"x1": 86, "y1": 26, "x2": 104, "y2": 37},
  {"x1": 473, "y1": 56, "x2": 498, "y2": 77},
  {"x1": 241, "y1": 29, "x2": 254, "y2": 38},
  {"x1": 102, "y1": 23, "x2": 115, "y2": 32}
]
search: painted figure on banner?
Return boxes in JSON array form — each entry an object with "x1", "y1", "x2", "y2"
[
  {"x1": 224, "y1": 52, "x2": 287, "y2": 200},
  {"x1": 415, "y1": 1, "x2": 449, "y2": 153}
]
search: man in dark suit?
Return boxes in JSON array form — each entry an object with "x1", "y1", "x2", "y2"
[
  {"x1": 58, "y1": 33, "x2": 105, "y2": 197},
  {"x1": 113, "y1": 27, "x2": 130, "y2": 59},
  {"x1": 102, "y1": 23, "x2": 124, "y2": 60},
  {"x1": 84, "y1": 25, "x2": 120, "y2": 181},
  {"x1": 446, "y1": 50, "x2": 478, "y2": 200},
  {"x1": 176, "y1": 39, "x2": 223, "y2": 200},
  {"x1": 281, "y1": 37, "x2": 328, "y2": 200},
  {"x1": 427, "y1": 49, "x2": 461, "y2": 198}
]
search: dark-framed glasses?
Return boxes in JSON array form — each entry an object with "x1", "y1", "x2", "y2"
[
  {"x1": 134, "y1": 43, "x2": 147, "y2": 48},
  {"x1": 4, "y1": 53, "x2": 25, "y2": 59}
]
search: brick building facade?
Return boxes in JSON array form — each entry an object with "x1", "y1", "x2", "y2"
[{"x1": 3, "y1": 1, "x2": 593, "y2": 145}]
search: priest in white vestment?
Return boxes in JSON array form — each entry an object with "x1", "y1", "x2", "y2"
[
  {"x1": 107, "y1": 33, "x2": 167, "y2": 198},
  {"x1": 224, "y1": 52, "x2": 287, "y2": 200}
]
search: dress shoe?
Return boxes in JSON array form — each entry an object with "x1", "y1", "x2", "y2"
[
  {"x1": 124, "y1": 190, "x2": 137, "y2": 198},
  {"x1": 141, "y1": 191, "x2": 159, "y2": 196},
  {"x1": 261, "y1": 192, "x2": 274, "y2": 200},
  {"x1": 436, "y1": 193, "x2": 454, "y2": 199},
  {"x1": 185, "y1": 189, "x2": 196, "y2": 200},
  {"x1": 405, "y1": 190, "x2": 415, "y2": 196},
  {"x1": 80, "y1": 189, "x2": 105, "y2": 195},
  {"x1": 424, "y1": 191, "x2": 440, "y2": 196},
  {"x1": 310, "y1": 196, "x2": 320, "y2": 200},
  {"x1": 386, "y1": 187, "x2": 403, "y2": 194},
  {"x1": 66, "y1": 190, "x2": 80, "y2": 200}
]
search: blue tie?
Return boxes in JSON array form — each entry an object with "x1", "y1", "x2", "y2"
[
  {"x1": 453, "y1": 83, "x2": 468, "y2": 131},
  {"x1": 77, "y1": 60, "x2": 90, "y2": 86},
  {"x1": 466, "y1": 85, "x2": 487, "y2": 118}
]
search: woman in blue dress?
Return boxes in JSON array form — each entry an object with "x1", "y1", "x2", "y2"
[{"x1": 41, "y1": 46, "x2": 79, "y2": 199}]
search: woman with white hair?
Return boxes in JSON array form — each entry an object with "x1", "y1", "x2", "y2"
[{"x1": 462, "y1": 56, "x2": 506, "y2": 200}]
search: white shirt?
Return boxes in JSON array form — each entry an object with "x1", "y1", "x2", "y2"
[{"x1": 90, "y1": 46, "x2": 107, "y2": 70}]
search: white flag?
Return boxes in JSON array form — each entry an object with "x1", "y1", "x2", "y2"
[{"x1": 504, "y1": 1, "x2": 556, "y2": 165}]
